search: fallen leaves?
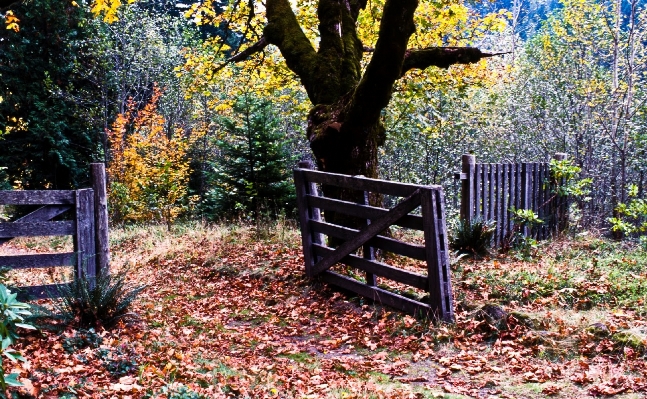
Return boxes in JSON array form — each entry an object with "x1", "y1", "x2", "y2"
[{"x1": 7, "y1": 226, "x2": 647, "y2": 398}]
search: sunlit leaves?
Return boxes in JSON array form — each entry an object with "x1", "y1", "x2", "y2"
[
  {"x1": 91, "y1": 0, "x2": 137, "y2": 23},
  {"x1": 4, "y1": 11, "x2": 19, "y2": 32},
  {"x1": 107, "y1": 86, "x2": 197, "y2": 227}
]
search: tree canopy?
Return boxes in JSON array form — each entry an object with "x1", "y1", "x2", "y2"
[{"x1": 89, "y1": 0, "x2": 507, "y2": 183}]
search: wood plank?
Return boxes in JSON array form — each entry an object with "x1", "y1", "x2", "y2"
[
  {"x1": 312, "y1": 244, "x2": 427, "y2": 290},
  {"x1": 320, "y1": 271, "x2": 433, "y2": 318},
  {"x1": 0, "y1": 205, "x2": 71, "y2": 245},
  {"x1": 16, "y1": 283, "x2": 69, "y2": 301},
  {"x1": 310, "y1": 189, "x2": 422, "y2": 276},
  {"x1": 359, "y1": 191, "x2": 377, "y2": 287},
  {"x1": 299, "y1": 168, "x2": 428, "y2": 197},
  {"x1": 521, "y1": 163, "x2": 531, "y2": 238},
  {"x1": 306, "y1": 195, "x2": 424, "y2": 230},
  {"x1": 508, "y1": 163, "x2": 519, "y2": 236},
  {"x1": 0, "y1": 191, "x2": 75, "y2": 205},
  {"x1": 421, "y1": 188, "x2": 454, "y2": 322},
  {"x1": 75, "y1": 189, "x2": 96, "y2": 279},
  {"x1": 482, "y1": 164, "x2": 489, "y2": 220},
  {"x1": 494, "y1": 164, "x2": 503, "y2": 247},
  {"x1": 460, "y1": 154, "x2": 476, "y2": 222},
  {"x1": 295, "y1": 167, "x2": 316, "y2": 277},
  {"x1": 475, "y1": 164, "x2": 481, "y2": 219},
  {"x1": 310, "y1": 221, "x2": 426, "y2": 260},
  {"x1": 294, "y1": 163, "x2": 324, "y2": 277},
  {"x1": 537, "y1": 163, "x2": 547, "y2": 240},
  {"x1": 92, "y1": 163, "x2": 110, "y2": 275},
  {"x1": 488, "y1": 164, "x2": 495, "y2": 225},
  {"x1": 0, "y1": 253, "x2": 76, "y2": 269},
  {"x1": 501, "y1": 163, "x2": 508, "y2": 244},
  {"x1": 515, "y1": 162, "x2": 522, "y2": 210},
  {"x1": 532, "y1": 163, "x2": 540, "y2": 238},
  {"x1": 0, "y1": 221, "x2": 74, "y2": 237}
]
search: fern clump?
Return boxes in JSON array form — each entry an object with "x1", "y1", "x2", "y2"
[
  {"x1": 450, "y1": 218, "x2": 496, "y2": 257},
  {"x1": 56, "y1": 271, "x2": 146, "y2": 329}
]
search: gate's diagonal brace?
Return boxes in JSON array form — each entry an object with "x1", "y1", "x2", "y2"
[
  {"x1": 0, "y1": 205, "x2": 72, "y2": 246},
  {"x1": 310, "y1": 189, "x2": 421, "y2": 276}
]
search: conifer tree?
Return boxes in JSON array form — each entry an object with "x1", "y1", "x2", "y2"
[{"x1": 204, "y1": 95, "x2": 296, "y2": 219}]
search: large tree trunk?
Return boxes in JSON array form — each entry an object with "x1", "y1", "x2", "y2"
[{"x1": 260, "y1": 0, "x2": 495, "y2": 228}]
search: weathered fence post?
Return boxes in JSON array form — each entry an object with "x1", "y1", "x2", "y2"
[
  {"x1": 294, "y1": 161, "x2": 323, "y2": 277},
  {"x1": 91, "y1": 163, "x2": 110, "y2": 276},
  {"x1": 460, "y1": 154, "x2": 476, "y2": 223},
  {"x1": 552, "y1": 153, "x2": 568, "y2": 233},
  {"x1": 75, "y1": 189, "x2": 96, "y2": 280}
]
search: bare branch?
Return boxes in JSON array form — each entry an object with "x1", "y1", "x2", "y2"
[
  {"x1": 401, "y1": 47, "x2": 509, "y2": 76},
  {"x1": 209, "y1": 36, "x2": 270, "y2": 74},
  {"x1": 207, "y1": 37, "x2": 270, "y2": 76},
  {"x1": 227, "y1": 36, "x2": 269, "y2": 63}
]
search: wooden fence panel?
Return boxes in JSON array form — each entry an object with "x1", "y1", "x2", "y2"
[
  {"x1": 0, "y1": 163, "x2": 110, "y2": 299},
  {"x1": 458, "y1": 154, "x2": 569, "y2": 248}
]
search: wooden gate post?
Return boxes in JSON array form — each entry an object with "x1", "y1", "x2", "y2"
[
  {"x1": 75, "y1": 189, "x2": 96, "y2": 280},
  {"x1": 460, "y1": 154, "x2": 476, "y2": 223},
  {"x1": 294, "y1": 161, "x2": 323, "y2": 277},
  {"x1": 91, "y1": 163, "x2": 110, "y2": 275}
]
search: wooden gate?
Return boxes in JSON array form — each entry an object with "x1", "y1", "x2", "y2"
[
  {"x1": 294, "y1": 162, "x2": 453, "y2": 322},
  {"x1": 457, "y1": 153, "x2": 569, "y2": 247},
  {"x1": 0, "y1": 163, "x2": 110, "y2": 299}
]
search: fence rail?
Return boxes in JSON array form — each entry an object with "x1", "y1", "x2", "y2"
[
  {"x1": 457, "y1": 153, "x2": 568, "y2": 247},
  {"x1": 294, "y1": 162, "x2": 454, "y2": 322},
  {"x1": 0, "y1": 163, "x2": 110, "y2": 299}
]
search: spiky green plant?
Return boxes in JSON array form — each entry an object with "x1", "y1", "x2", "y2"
[
  {"x1": 449, "y1": 218, "x2": 496, "y2": 257},
  {"x1": 56, "y1": 271, "x2": 146, "y2": 329}
]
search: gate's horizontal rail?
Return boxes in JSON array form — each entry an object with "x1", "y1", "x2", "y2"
[
  {"x1": 0, "y1": 205, "x2": 72, "y2": 246},
  {"x1": 311, "y1": 221, "x2": 426, "y2": 260},
  {"x1": 300, "y1": 169, "x2": 440, "y2": 197},
  {"x1": 0, "y1": 191, "x2": 75, "y2": 205},
  {"x1": 0, "y1": 221, "x2": 75, "y2": 237},
  {"x1": 0, "y1": 253, "x2": 76, "y2": 269},
  {"x1": 321, "y1": 271, "x2": 432, "y2": 317},
  {"x1": 312, "y1": 245, "x2": 428, "y2": 290},
  {"x1": 306, "y1": 195, "x2": 424, "y2": 230}
]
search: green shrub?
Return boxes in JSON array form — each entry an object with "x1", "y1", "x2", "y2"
[
  {"x1": 56, "y1": 271, "x2": 146, "y2": 329},
  {"x1": 0, "y1": 284, "x2": 35, "y2": 394},
  {"x1": 449, "y1": 217, "x2": 495, "y2": 257}
]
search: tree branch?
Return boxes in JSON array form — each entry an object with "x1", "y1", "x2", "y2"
[
  {"x1": 264, "y1": 0, "x2": 319, "y2": 99},
  {"x1": 401, "y1": 47, "x2": 509, "y2": 75},
  {"x1": 227, "y1": 36, "x2": 269, "y2": 63},
  {"x1": 209, "y1": 36, "x2": 270, "y2": 74},
  {"x1": 345, "y1": 0, "x2": 418, "y2": 127}
]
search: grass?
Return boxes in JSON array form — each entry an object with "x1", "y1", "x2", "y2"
[{"x1": 455, "y1": 237, "x2": 647, "y2": 312}]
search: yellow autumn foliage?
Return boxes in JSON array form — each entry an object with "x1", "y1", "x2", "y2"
[{"x1": 107, "y1": 86, "x2": 195, "y2": 227}]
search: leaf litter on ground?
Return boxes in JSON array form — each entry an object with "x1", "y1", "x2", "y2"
[{"x1": 4, "y1": 222, "x2": 647, "y2": 398}]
